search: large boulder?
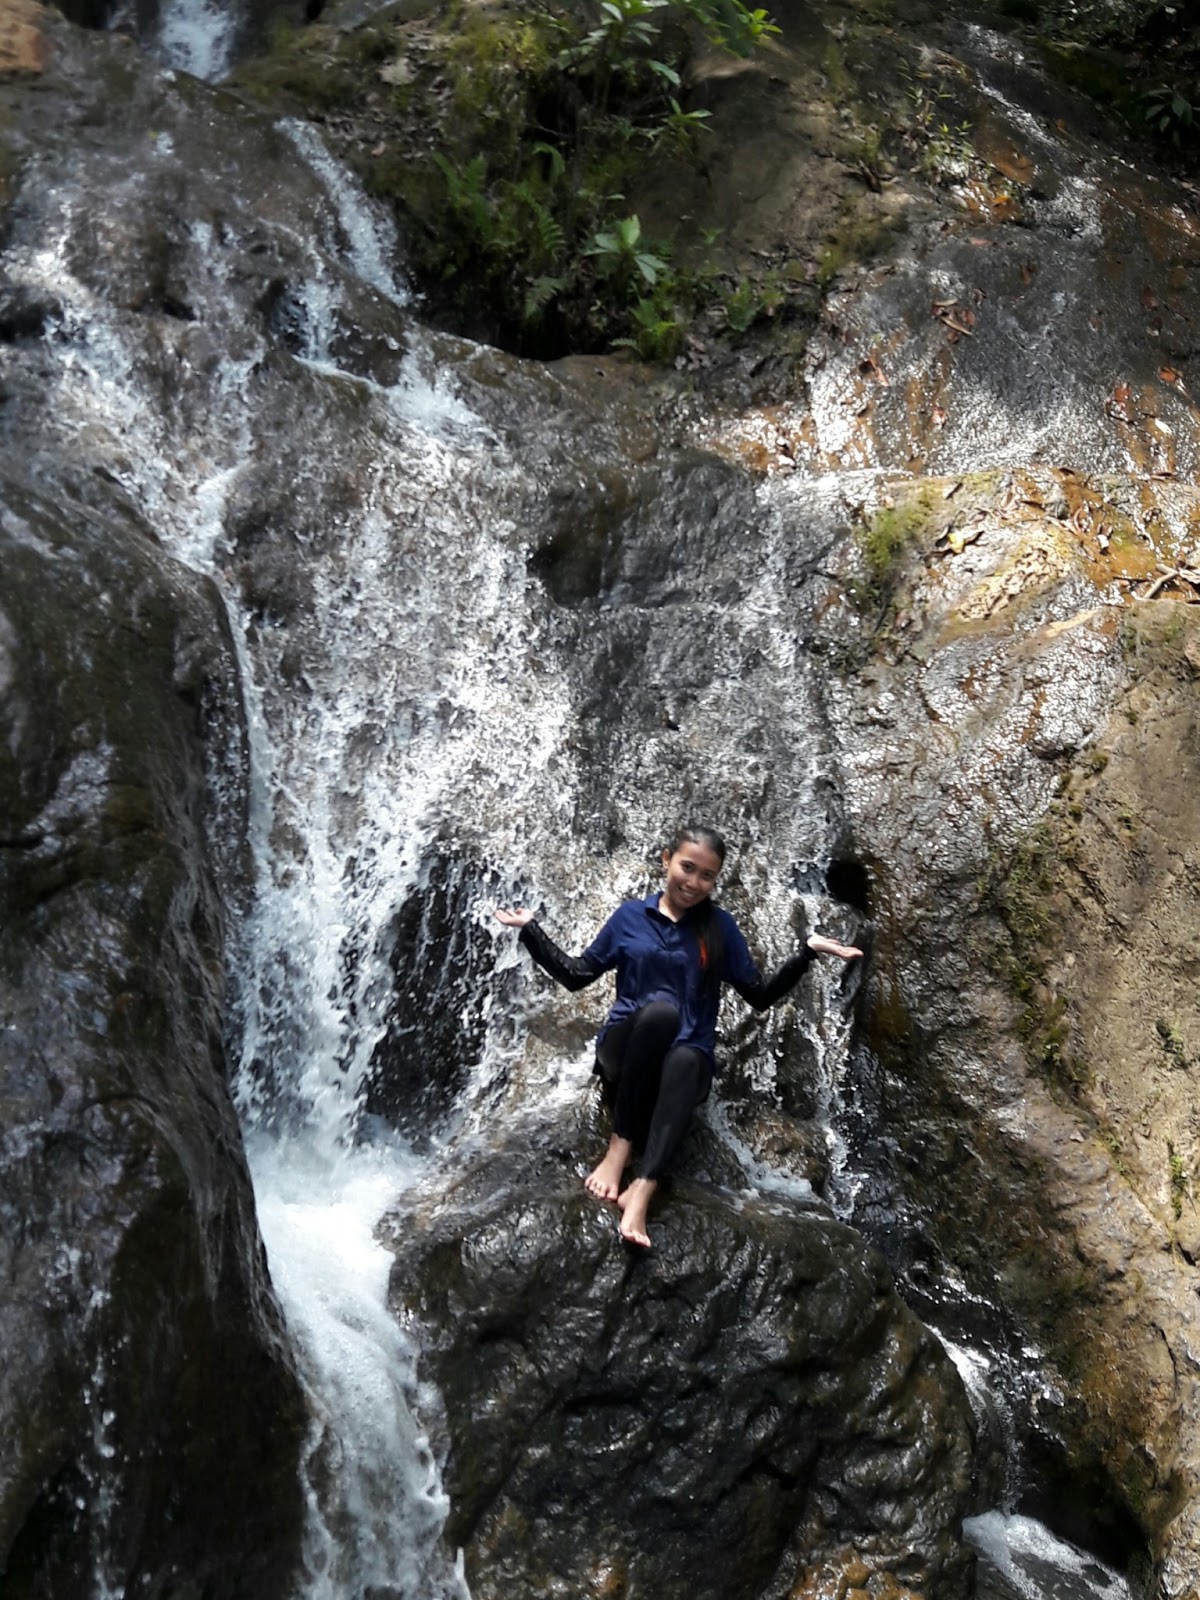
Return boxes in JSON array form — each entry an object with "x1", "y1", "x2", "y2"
[
  {"x1": 0, "y1": 469, "x2": 307, "y2": 1597},
  {"x1": 383, "y1": 1124, "x2": 978, "y2": 1600}
]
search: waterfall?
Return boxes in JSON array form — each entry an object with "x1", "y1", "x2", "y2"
[{"x1": 3, "y1": 35, "x2": 1152, "y2": 1591}]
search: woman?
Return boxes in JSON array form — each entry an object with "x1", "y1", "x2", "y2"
[{"x1": 494, "y1": 825, "x2": 863, "y2": 1248}]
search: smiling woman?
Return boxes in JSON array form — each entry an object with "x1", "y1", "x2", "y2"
[{"x1": 494, "y1": 824, "x2": 862, "y2": 1247}]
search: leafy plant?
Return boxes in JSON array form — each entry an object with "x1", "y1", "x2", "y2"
[
  {"x1": 558, "y1": 0, "x2": 670, "y2": 71},
  {"x1": 688, "y1": 0, "x2": 780, "y2": 56},
  {"x1": 586, "y1": 214, "x2": 669, "y2": 289},
  {"x1": 648, "y1": 97, "x2": 713, "y2": 154},
  {"x1": 1144, "y1": 83, "x2": 1196, "y2": 145},
  {"x1": 901, "y1": 70, "x2": 975, "y2": 184},
  {"x1": 375, "y1": 0, "x2": 782, "y2": 358},
  {"x1": 722, "y1": 274, "x2": 783, "y2": 333},
  {"x1": 432, "y1": 152, "x2": 491, "y2": 242},
  {"x1": 614, "y1": 293, "x2": 686, "y2": 360}
]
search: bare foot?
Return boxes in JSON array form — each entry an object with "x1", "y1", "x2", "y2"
[
  {"x1": 617, "y1": 1177, "x2": 657, "y2": 1249},
  {"x1": 585, "y1": 1135, "x2": 632, "y2": 1204}
]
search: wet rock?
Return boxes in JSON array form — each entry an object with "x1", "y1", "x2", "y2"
[
  {"x1": 383, "y1": 1136, "x2": 977, "y2": 1600},
  {"x1": 361, "y1": 843, "x2": 497, "y2": 1142},
  {"x1": 816, "y1": 471, "x2": 1200, "y2": 1577},
  {"x1": 0, "y1": 473, "x2": 307, "y2": 1596}
]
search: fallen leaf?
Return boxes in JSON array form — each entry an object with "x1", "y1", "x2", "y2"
[
  {"x1": 942, "y1": 315, "x2": 975, "y2": 336},
  {"x1": 947, "y1": 527, "x2": 983, "y2": 554},
  {"x1": 1150, "y1": 417, "x2": 1174, "y2": 436},
  {"x1": 933, "y1": 406, "x2": 949, "y2": 431},
  {"x1": 969, "y1": 236, "x2": 997, "y2": 247},
  {"x1": 1108, "y1": 382, "x2": 1134, "y2": 421},
  {"x1": 1020, "y1": 260, "x2": 1036, "y2": 285},
  {"x1": 1088, "y1": 313, "x2": 1102, "y2": 329},
  {"x1": 1143, "y1": 285, "x2": 1159, "y2": 310},
  {"x1": 932, "y1": 298, "x2": 959, "y2": 309},
  {"x1": 1159, "y1": 366, "x2": 1182, "y2": 385}
]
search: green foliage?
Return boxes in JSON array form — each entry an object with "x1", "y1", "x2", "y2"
[
  {"x1": 1169, "y1": 1142, "x2": 1188, "y2": 1219},
  {"x1": 586, "y1": 214, "x2": 669, "y2": 287},
  {"x1": 850, "y1": 497, "x2": 929, "y2": 609},
  {"x1": 687, "y1": 0, "x2": 780, "y2": 56},
  {"x1": 432, "y1": 152, "x2": 490, "y2": 238},
  {"x1": 614, "y1": 293, "x2": 686, "y2": 360},
  {"x1": 722, "y1": 274, "x2": 784, "y2": 333},
  {"x1": 903, "y1": 72, "x2": 974, "y2": 183},
  {"x1": 375, "y1": 0, "x2": 780, "y2": 358},
  {"x1": 1156, "y1": 1018, "x2": 1188, "y2": 1067},
  {"x1": 647, "y1": 97, "x2": 713, "y2": 154},
  {"x1": 1143, "y1": 83, "x2": 1197, "y2": 146}
]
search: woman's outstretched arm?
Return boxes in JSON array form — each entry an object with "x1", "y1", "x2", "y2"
[
  {"x1": 730, "y1": 931, "x2": 863, "y2": 1012},
  {"x1": 494, "y1": 906, "x2": 604, "y2": 992}
]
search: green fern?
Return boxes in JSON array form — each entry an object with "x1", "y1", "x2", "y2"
[{"x1": 524, "y1": 274, "x2": 567, "y2": 320}]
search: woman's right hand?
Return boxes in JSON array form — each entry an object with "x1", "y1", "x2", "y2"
[{"x1": 494, "y1": 907, "x2": 535, "y2": 928}]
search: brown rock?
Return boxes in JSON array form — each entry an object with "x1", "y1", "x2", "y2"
[{"x1": 0, "y1": 0, "x2": 49, "y2": 75}]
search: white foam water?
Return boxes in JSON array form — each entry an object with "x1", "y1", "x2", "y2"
[
  {"x1": 155, "y1": 0, "x2": 237, "y2": 82},
  {"x1": 249, "y1": 1135, "x2": 468, "y2": 1599},
  {"x1": 966, "y1": 1512, "x2": 1134, "y2": 1600}
]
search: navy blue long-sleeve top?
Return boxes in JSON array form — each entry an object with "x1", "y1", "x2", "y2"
[{"x1": 519, "y1": 893, "x2": 812, "y2": 1068}]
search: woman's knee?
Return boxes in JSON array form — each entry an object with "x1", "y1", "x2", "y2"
[{"x1": 633, "y1": 1000, "x2": 680, "y2": 1040}]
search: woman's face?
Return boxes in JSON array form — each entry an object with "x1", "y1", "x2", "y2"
[{"x1": 660, "y1": 839, "x2": 723, "y2": 918}]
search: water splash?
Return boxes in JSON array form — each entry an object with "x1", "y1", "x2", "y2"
[
  {"x1": 966, "y1": 1513, "x2": 1134, "y2": 1600},
  {"x1": 155, "y1": 0, "x2": 237, "y2": 82}
]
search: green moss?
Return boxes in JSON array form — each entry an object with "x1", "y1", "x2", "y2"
[
  {"x1": 976, "y1": 816, "x2": 1094, "y2": 1092},
  {"x1": 231, "y1": 27, "x2": 365, "y2": 112},
  {"x1": 816, "y1": 211, "x2": 900, "y2": 285},
  {"x1": 821, "y1": 37, "x2": 853, "y2": 99},
  {"x1": 1168, "y1": 1141, "x2": 1188, "y2": 1220},
  {"x1": 1156, "y1": 1018, "x2": 1187, "y2": 1066},
  {"x1": 1120, "y1": 602, "x2": 1200, "y2": 677},
  {"x1": 848, "y1": 490, "x2": 934, "y2": 612}
]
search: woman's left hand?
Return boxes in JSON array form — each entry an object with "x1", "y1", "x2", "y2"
[{"x1": 807, "y1": 933, "x2": 864, "y2": 961}]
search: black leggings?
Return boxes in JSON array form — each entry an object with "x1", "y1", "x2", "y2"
[{"x1": 595, "y1": 1001, "x2": 712, "y2": 1180}]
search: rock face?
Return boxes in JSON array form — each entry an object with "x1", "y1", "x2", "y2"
[
  {"x1": 384, "y1": 1127, "x2": 977, "y2": 1600},
  {"x1": 818, "y1": 484, "x2": 1200, "y2": 1584},
  {"x1": 0, "y1": 14, "x2": 309, "y2": 1578},
  {"x1": 0, "y1": 468, "x2": 308, "y2": 1594}
]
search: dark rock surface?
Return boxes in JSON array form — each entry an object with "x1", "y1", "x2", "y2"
[
  {"x1": 0, "y1": 470, "x2": 307, "y2": 1589},
  {"x1": 384, "y1": 1132, "x2": 977, "y2": 1600}
]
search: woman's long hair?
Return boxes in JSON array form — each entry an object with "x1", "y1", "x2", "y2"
[{"x1": 669, "y1": 824, "x2": 726, "y2": 993}]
